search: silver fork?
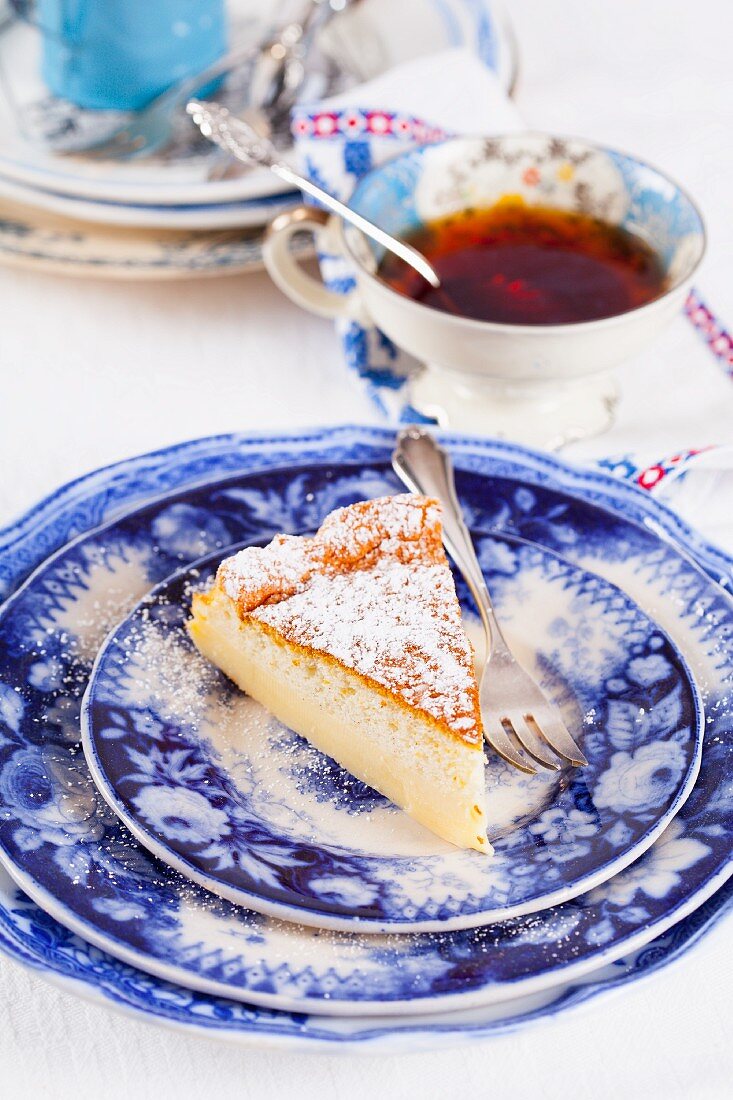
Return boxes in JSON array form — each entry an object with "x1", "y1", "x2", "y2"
[{"x1": 392, "y1": 426, "x2": 588, "y2": 774}]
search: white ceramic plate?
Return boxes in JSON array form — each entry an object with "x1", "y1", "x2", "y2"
[
  {"x1": 0, "y1": 172, "x2": 298, "y2": 229},
  {"x1": 0, "y1": 5, "x2": 289, "y2": 207}
]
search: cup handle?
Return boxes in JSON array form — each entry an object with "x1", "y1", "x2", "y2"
[{"x1": 263, "y1": 204, "x2": 369, "y2": 322}]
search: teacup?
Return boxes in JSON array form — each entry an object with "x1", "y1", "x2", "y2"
[
  {"x1": 15, "y1": 0, "x2": 227, "y2": 111},
  {"x1": 264, "y1": 134, "x2": 705, "y2": 447}
]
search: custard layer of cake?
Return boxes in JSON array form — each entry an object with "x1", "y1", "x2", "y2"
[{"x1": 188, "y1": 494, "x2": 489, "y2": 852}]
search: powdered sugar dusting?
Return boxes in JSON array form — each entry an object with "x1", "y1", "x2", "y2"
[
  {"x1": 218, "y1": 495, "x2": 445, "y2": 609},
  {"x1": 255, "y1": 562, "x2": 480, "y2": 742},
  {"x1": 220, "y1": 535, "x2": 312, "y2": 605},
  {"x1": 214, "y1": 495, "x2": 482, "y2": 744}
]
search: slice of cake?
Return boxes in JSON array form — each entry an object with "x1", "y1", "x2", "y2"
[{"x1": 188, "y1": 494, "x2": 490, "y2": 853}]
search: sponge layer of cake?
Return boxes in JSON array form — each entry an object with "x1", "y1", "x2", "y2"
[{"x1": 189, "y1": 495, "x2": 489, "y2": 852}]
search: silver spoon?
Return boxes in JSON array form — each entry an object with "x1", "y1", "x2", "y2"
[
  {"x1": 186, "y1": 97, "x2": 441, "y2": 289},
  {"x1": 206, "y1": 0, "x2": 344, "y2": 182},
  {"x1": 247, "y1": 0, "x2": 342, "y2": 126}
]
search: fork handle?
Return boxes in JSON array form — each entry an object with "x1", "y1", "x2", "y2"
[{"x1": 392, "y1": 427, "x2": 507, "y2": 650}]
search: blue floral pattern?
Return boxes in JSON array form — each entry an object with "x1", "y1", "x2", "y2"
[
  {"x1": 593, "y1": 742, "x2": 689, "y2": 815},
  {"x1": 0, "y1": 208, "x2": 291, "y2": 279},
  {"x1": 0, "y1": 427, "x2": 729, "y2": 1024},
  {"x1": 82, "y1": 533, "x2": 700, "y2": 931},
  {"x1": 0, "y1": 860, "x2": 728, "y2": 1049}
]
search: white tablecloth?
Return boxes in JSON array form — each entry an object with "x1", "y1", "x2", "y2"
[{"x1": 0, "y1": 1, "x2": 731, "y2": 1096}]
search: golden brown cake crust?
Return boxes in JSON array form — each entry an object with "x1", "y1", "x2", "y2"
[
  {"x1": 218, "y1": 495, "x2": 445, "y2": 611},
  {"x1": 211, "y1": 495, "x2": 483, "y2": 746}
]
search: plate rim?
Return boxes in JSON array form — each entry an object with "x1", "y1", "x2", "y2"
[
  {"x1": 0, "y1": 173, "x2": 298, "y2": 229},
  {"x1": 0, "y1": 871, "x2": 729, "y2": 1053},
  {"x1": 2, "y1": 426, "x2": 730, "y2": 595}
]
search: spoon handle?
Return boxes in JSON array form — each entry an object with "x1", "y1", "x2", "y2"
[{"x1": 187, "y1": 98, "x2": 441, "y2": 289}]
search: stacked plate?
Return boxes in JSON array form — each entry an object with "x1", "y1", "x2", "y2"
[
  {"x1": 0, "y1": 425, "x2": 730, "y2": 1051},
  {"x1": 0, "y1": 3, "x2": 303, "y2": 279},
  {"x1": 0, "y1": 2, "x2": 518, "y2": 279}
]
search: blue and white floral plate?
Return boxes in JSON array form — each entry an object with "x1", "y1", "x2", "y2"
[
  {"x1": 0, "y1": 428, "x2": 730, "y2": 1034},
  {"x1": 81, "y1": 533, "x2": 702, "y2": 933},
  {"x1": 0, "y1": 861, "x2": 729, "y2": 1051},
  {"x1": 0, "y1": 196, "x2": 290, "y2": 280}
]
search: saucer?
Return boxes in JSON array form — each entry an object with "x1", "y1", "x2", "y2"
[
  {"x1": 0, "y1": 9, "x2": 296, "y2": 209},
  {"x1": 82, "y1": 534, "x2": 702, "y2": 933}
]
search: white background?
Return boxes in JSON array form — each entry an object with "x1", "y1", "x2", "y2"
[{"x1": 0, "y1": 1, "x2": 732, "y2": 1096}]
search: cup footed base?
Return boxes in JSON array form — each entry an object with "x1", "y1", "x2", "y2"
[{"x1": 409, "y1": 368, "x2": 620, "y2": 450}]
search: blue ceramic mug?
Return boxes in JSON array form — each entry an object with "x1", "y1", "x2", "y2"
[{"x1": 13, "y1": 0, "x2": 227, "y2": 110}]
